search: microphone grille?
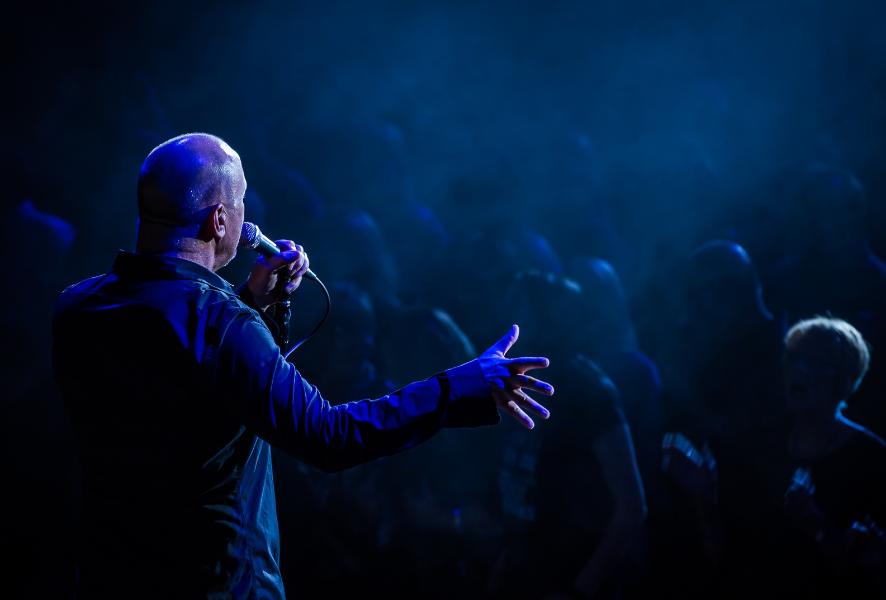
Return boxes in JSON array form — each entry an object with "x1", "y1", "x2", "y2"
[{"x1": 239, "y1": 221, "x2": 260, "y2": 250}]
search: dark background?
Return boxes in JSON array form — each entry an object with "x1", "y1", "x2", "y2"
[{"x1": 4, "y1": 1, "x2": 886, "y2": 597}]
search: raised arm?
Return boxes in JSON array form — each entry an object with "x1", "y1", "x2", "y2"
[{"x1": 215, "y1": 316, "x2": 553, "y2": 472}]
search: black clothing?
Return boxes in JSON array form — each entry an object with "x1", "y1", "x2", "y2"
[{"x1": 52, "y1": 251, "x2": 498, "y2": 598}]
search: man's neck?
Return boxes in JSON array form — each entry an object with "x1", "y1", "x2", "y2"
[
  {"x1": 136, "y1": 238, "x2": 218, "y2": 273},
  {"x1": 158, "y1": 249, "x2": 217, "y2": 272},
  {"x1": 136, "y1": 220, "x2": 220, "y2": 272}
]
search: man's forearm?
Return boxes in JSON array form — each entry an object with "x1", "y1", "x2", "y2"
[
  {"x1": 265, "y1": 361, "x2": 498, "y2": 472},
  {"x1": 217, "y1": 313, "x2": 498, "y2": 472}
]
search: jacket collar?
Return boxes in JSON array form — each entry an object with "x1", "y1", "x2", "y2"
[{"x1": 111, "y1": 251, "x2": 234, "y2": 293}]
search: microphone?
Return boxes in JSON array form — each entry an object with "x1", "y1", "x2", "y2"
[{"x1": 239, "y1": 221, "x2": 318, "y2": 282}]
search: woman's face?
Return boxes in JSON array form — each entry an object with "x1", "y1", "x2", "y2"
[{"x1": 783, "y1": 349, "x2": 839, "y2": 417}]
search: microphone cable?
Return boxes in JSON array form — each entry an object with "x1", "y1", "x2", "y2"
[
  {"x1": 239, "y1": 221, "x2": 331, "y2": 360},
  {"x1": 282, "y1": 273, "x2": 330, "y2": 360}
]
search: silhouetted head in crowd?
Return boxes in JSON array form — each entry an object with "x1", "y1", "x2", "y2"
[
  {"x1": 2, "y1": 200, "x2": 76, "y2": 396},
  {"x1": 525, "y1": 233, "x2": 564, "y2": 274},
  {"x1": 764, "y1": 163, "x2": 886, "y2": 319},
  {"x1": 326, "y1": 282, "x2": 377, "y2": 366},
  {"x1": 300, "y1": 281, "x2": 380, "y2": 400},
  {"x1": 569, "y1": 257, "x2": 637, "y2": 356},
  {"x1": 384, "y1": 201, "x2": 453, "y2": 303},
  {"x1": 375, "y1": 305, "x2": 475, "y2": 388},
  {"x1": 462, "y1": 225, "x2": 562, "y2": 281},
  {"x1": 136, "y1": 133, "x2": 247, "y2": 271},
  {"x1": 5, "y1": 200, "x2": 75, "y2": 306},
  {"x1": 783, "y1": 316, "x2": 870, "y2": 420},
  {"x1": 683, "y1": 240, "x2": 772, "y2": 338},
  {"x1": 505, "y1": 270, "x2": 586, "y2": 359},
  {"x1": 286, "y1": 119, "x2": 409, "y2": 215},
  {"x1": 453, "y1": 222, "x2": 562, "y2": 293},
  {"x1": 257, "y1": 163, "x2": 325, "y2": 233},
  {"x1": 666, "y1": 240, "x2": 786, "y2": 431},
  {"x1": 315, "y1": 208, "x2": 400, "y2": 302}
]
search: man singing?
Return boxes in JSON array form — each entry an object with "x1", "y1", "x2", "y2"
[{"x1": 52, "y1": 133, "x2": 554, "y2": 598}]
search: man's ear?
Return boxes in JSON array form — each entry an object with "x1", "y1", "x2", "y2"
[{"x1": 199, "y1": 203, "x2": 227, "y2": 242}]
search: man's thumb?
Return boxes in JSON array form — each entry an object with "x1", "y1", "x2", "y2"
[{"x1": 486, "y1": 324, "x2": 519, "y2": 355}]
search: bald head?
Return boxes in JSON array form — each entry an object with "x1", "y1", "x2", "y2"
[
  {"x1": 138, "y1": 133, "x2": 245, "y2": 230},
  {"x1": 136, "y1": 133, "x2": 247, "y2": 269}
]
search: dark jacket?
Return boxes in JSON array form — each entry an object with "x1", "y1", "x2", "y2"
[{"x1": 52, "y1": 251, "x2": 498, "y2": 598}]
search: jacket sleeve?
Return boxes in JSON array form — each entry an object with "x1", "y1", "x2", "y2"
[{"x1": 214, "y1": 311, "x2": 499, "y2": 472}]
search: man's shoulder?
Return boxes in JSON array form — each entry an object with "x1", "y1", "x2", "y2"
[
  {"x1": 54, "y1": 272, "x2": 115, "y2": 318},
  {"x1": 53, "y1": 270, "x2": 260, "y2": 328}
]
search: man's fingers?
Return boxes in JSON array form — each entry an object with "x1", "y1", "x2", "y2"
[
  {"x1": 266, "y1": 250, "x2": 306, "y2": 273},
  {"x1": 294, "y1": 251, "x2": 310, "y2": 277},
  {"x1": 262, "y1": 240, "x2": 306, "y2": 273},
  {"x1": 485, "y1": 324, "x2": 520, "y2": 357},
  {"x1": 493, "y1": 388, "x2": 534, "y2": 429},
  {"x1": 275, "y1": 239, "x2": 298, "y2": 252},
  {"x1": 283, "y1": 277, "x2": 302, "y2": 295},
  {"x1": 506, "y1": 374, "x2": 554, "y2": 396},
  {"x1": 507, "y1": 399, "x2": 534, "y2": 430},
  {"x1": 505, "y1": 356, "x2": 550, "y2": 372},
  {"x1": 513, "y1": 388, "x2": 550, "y2": 420}
]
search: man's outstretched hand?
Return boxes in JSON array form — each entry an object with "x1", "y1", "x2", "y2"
[{"x1": 478, "y1": 324, "x2": 553, "y2": 429}]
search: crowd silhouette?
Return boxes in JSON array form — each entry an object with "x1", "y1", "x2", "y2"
[{"x1": 5, "y1": 2, "x2": 886, "y2": 597}]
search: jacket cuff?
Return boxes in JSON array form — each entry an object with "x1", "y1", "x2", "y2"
[
  {"x1": 236, "y1": 283, "x2": 285, "y2": 347},
  {"x1": 236, "y1": 282, "x2": 263, "y2": 312},
  {"x1": 439, "y1": 360, "x2": 500, "y2": 428}
]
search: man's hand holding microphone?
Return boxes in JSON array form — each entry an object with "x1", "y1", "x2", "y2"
[
  {"x1": 239, "y1": 222, "x2": 311, "y2": 311},
  {"x1": 246, "y1": 238, "x2": 310, "y2": 311}
]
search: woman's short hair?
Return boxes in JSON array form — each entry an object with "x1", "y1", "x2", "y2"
[{"x1": 784, "y1": 316, "x2": 870, "y2": 396}]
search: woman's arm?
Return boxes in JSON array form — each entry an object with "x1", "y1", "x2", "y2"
[{"x1": 572, "y1": 422, "x2": 648, "y2": 598}]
